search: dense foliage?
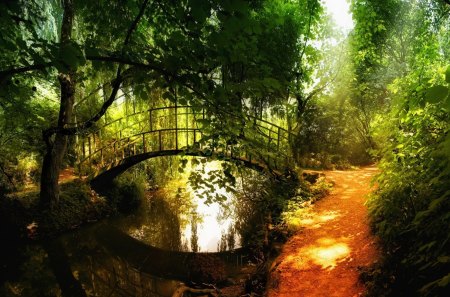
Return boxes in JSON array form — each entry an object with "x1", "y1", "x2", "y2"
[
  {"x1": 349, "y1": 0, "x2": 450, "y2": 295},
  {"x1": 0, "y1": 0, "x2": 323, "y2": 206},
  {"x1": 1, "y1": 0, "x2": 450, "y2": 295}
]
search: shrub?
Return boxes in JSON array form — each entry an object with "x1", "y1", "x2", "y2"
[{"x1": 107, "y1": 171, "x2": 146, "y2": 213}]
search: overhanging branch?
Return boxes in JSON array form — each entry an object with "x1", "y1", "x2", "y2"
[
  {"x1": 86, "y1": 55, "x2": 217, "y2": 76},
  {"x1": 0, "y1": 63, "x2": 52, "y2": 80},
  {"x1": 45, "y1": 0, "x2": 152, "y2": 138}
]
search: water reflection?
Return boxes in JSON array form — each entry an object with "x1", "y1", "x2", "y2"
[
  {"x1": 0, "y1": 160, "x2": 265, "y2": 296},
  {"x1": 118, "y1": 193, "x2": 184, "y2": 251},
  {"x1": 1, "y1": 222, "x2": 251, "y2": 297},
  {"x1": 117, "y1": 160, "x2": 241, "y2": 252},
  {"x1": 115, "y1": 189, "x2": 240, "y2": 253}
]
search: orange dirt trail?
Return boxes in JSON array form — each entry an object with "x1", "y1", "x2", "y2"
[{"x1": 267, "y1": 166, "x2": 380, "y2": 297}]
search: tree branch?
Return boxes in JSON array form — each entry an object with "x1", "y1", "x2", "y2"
[
  {"x1": 86, "y1": 54, "x2": 217, "y2": 76},
  {"x1": 154, "y1": 0, "x2": 201, "y2": 39},
  {"x1": 0, "y1": 63, "x2": 51, "y2": 80},
  {"x1": 0, "y1": 162, "x2": 16, "y2": 190},
  {"x1": 86, "y1": 55, "x2": 169, "y2": 74},
  {"x1": 45, "y1": 0, "x2": 151, "y2": 137},
  {"x1": 123, "y1": 0, "x2": 150, "y2": 48}
]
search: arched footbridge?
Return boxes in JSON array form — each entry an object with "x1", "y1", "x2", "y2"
[{"x1": 76, "y1": 105, "x2": 296, "y2": 190}]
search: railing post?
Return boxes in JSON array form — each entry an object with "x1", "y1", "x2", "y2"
[
  {"x1": 122, "y1": 140, "x2": 125, "y2": 159},
  {"x1": 82, "y1": 140, "x2": 85, "y2": 158},
  {"x1": 277, "y1": 127, "x2": 281, "y2": 151},
  {"x1": 143, "y1": 133, "x2": 146, "y2": 153},
  {"x1": 175, "y1": 103, "x2": 178, "y2": 150},
  {"x1": 93, "y1": 133, "x2": 96, "y2": 153},
  {"x1": 149, "y1": 110, "x2": 153, "y2": 132},
  {"x1": 114, "y1": 141, "x2": 118, "y2": 164},
  {"x1": 88, "y1": 136, "x2": 91, "y2": 156},
  {"x1": 159, "y1": 130, "x2": 162, "y2": 151},
  {"x1": 186, "y1": 108, "x2": 189, "y2": 147}
]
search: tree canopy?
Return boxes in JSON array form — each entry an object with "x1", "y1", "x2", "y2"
[
  {"x1": 0, "y1": 0, "x2": 323, "y2": 205},
  {"x1": 1, "y1": 1, "x2": 450, "y2": 294}
]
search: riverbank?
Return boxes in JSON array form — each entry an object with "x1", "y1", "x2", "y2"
[{"x1": 0, "y1": 179, "x2": 112, "y2": 241}]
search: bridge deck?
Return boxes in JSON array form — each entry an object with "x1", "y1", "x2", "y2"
[{"x1": 77, "y1": 106, "x2": 295, "y2": 181}]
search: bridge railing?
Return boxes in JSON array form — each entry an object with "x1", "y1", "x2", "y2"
[{"x1": 77, "y1": 106, "x2": 294, "y2": 176}]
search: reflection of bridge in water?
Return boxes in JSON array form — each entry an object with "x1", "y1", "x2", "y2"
[
  {"x1": 89, "y1": 225, "x2": 253, "y2": 297},
  {"x1": 76, "y1": 105, "x2": 296, "y2": 188}
]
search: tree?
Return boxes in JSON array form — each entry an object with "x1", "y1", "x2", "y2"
[
  {"x1": 0, "y1": 0, "x2": 319, "y2": 208},
  {"x1": 350, "y1": 0, "x2": 450, "y2": 294}
]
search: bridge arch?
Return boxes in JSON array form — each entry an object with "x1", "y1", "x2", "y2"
[
  {"x1": 77, "y1": 105, "x2": 296, "y2": 191},
  {"x1": 90, "y1": 149, "x2": 282, "y2": 192}
]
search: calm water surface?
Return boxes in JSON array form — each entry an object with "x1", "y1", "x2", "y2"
[{"x1": 0, "y1": 185, "x2": 250, "y2": 297}]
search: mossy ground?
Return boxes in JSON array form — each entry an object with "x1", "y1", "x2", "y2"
[{"x1": 0, "y1": 179, "x2": 113, "y2": 241}]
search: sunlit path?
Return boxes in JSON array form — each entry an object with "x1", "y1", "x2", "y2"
[{"x1": 268, "y1": 166, "x2": 379, "y2": 297}]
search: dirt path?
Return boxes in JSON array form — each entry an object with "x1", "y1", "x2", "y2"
[{"x1": 267, "y1": 166, "x2": 379, "y2": 297}]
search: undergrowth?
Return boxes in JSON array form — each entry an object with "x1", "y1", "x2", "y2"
[
  {"x1": 365, "y1": 101, "x2": 450, "y2": 296},
  {"x1": 106, "y1": 171, "x2": 146, "y2": 213},
  {"x1": 0, "y1": 180, "x2": 112, "y2": 240},
  {"x1": 281, "y1": 172, "x2": 333, "y2": 233}
]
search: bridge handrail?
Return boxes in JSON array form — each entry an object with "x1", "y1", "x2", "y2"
[
  {"x1": 79, "y1": 128, "x2": 199, "y2": 165},
  {"x1": 86, "y1": 105, "x2": 291, "y2": 136},
  {"x1": 77, "y1": 105, "x2": 295, "y2": 175},
  {"x1": 78, "y1": 124, "x2": 290, "y2": 166},
  {"x1": 79, "y1": 106, "x2": 292, "y2": 155}
]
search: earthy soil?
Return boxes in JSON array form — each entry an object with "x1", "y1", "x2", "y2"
[
  {"x1": 59, "y1": 167, "x2": 77, "y2": 182},
  {"x1": 267, "y1": 166, "x2": 380, "y2": 297}
]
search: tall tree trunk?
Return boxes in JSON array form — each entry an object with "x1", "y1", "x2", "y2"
[{"x1": 40, "y1": 0, "x2": 75, "y2": 209}]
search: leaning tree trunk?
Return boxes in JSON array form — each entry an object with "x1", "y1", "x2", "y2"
[{"x1": 40, "y1": 0, "x2": 75, "y2": 209}]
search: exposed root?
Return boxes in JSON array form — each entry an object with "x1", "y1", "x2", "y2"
[{"x1": 172, "y1": 283, "x2": 220, "y2": 297}]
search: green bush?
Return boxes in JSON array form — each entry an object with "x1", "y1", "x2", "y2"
[
  {"x1": 367, "y1": 101, "x2": 450, "y2": 296},
  {"x1": 107, "y1": 171, "x2": 146, "y2": 213}
]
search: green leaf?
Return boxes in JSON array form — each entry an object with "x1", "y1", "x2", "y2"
[
  {"x1": 85, "y1": 46, "x2": 101, "y2": 57},
  {"x1": 438, "y1": 256, "x2": 450, "y2": 263},
  {"x1": 445, "y1": 65, "x2": 450, "y2": 83},
  {"x1": 438, "y1": 273, "x2": 450, "y2": 287},
  {"x1": 196, "y1": 119, "x2": 211, "y2": 128},
  {"x1": 444, "y1": 95, "x2": 450, "y2": 111},
  {"x1": 425, "y1": 85, "x2": 448, "y2": 104},
  {"x1": 162, "y1": 92, "x2": 175, "y2": 101},
  {"x1": 56, "y1": 42, "x2": 86, "y2": 71}
]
